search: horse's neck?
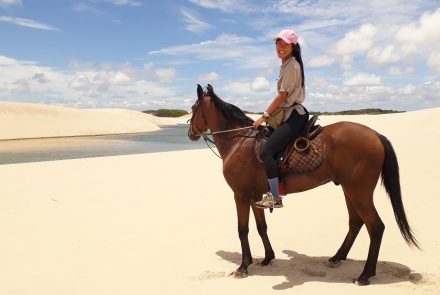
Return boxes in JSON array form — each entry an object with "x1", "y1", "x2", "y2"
[
  {"x1": 213, "y1": 131, "x2": 255, "y2": 161},
  {"x1": 210, "y1": 121, "x2": 255, "y2": 160}
]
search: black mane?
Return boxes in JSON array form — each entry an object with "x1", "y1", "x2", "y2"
[{"x1": 205, "y1": 91, "x2": 254, "y2": 126}]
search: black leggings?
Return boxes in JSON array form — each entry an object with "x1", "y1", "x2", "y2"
[{"x1": 261, "y1": 108, "x2": 309, "y2": 179}]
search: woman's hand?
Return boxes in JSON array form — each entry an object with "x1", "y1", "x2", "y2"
[{"x1": 253, "y1": 116, "x2": 266, "y2": 129}]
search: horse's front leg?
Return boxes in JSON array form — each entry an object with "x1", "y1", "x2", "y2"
[
  {"x1": 251, "y1": 203, "x2": 275, "y2": 266},
  {"x1": 232, "y1": 193, "x2": 252, "y2": 278}
]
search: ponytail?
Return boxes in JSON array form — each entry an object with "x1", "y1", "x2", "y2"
[{"x1": 292, "y1": 43, "x2": 305, "y2": 88}]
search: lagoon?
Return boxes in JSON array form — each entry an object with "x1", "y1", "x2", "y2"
[{"x1": 0, "y1": 125, "x2": 206, "y2": 165}]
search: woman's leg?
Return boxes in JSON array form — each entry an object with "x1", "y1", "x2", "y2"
[
  {"x1": 257, "y1": 110, "x2": 308, "y2": 208},
  {"x1": 261, "y1": 110, "x2": 308, "y2": 179}
]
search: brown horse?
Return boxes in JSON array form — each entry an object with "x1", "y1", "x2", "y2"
[{"x1": 188, "y1": 84, "x2": 419, "y2": 285}]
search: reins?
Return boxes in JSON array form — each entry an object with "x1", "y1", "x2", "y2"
[
  {"x1": 207, "y1": 126, "x2": 254, "y2": 135},
  {"x1": 201, "y1": 126, "x2": 254, "y2": 159}
]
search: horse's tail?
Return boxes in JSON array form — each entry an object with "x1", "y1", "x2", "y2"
[{"x1": 378, "y1": 134, "x2": 420, "y2": 249}]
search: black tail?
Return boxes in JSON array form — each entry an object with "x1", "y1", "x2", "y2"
[{"x1": 378, "y1": 134, "x2": 420, "y2": 249}]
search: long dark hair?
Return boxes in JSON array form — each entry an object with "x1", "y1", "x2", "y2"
[{"x1": 292, "y1": 43, "x2": 305, "y2": 88}]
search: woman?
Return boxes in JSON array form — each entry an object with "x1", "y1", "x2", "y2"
[{"x1": 253, "y1": 29, "x2": 309, "y2": 209}]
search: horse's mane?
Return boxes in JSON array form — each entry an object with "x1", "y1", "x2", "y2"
[{"x1": 205, "y1": 91, "x2": 254, "y2": 126}]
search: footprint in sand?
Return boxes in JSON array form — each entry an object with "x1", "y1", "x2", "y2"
[
  {"x1": 197, "y1": 270, "x2": 228, "y2": 280},
  {"x1": 409, "y1": 272, "x2": 440, "y2": 285},
  {"x1": 301, "y1": 268, "x2": 327, "y2": 277}
]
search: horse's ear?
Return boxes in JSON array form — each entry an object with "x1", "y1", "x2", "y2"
[
  {"x1": 197, "y1": 84, "x2": 203, "y2": 101},
  {"x1": 207, "y1": 84, "x2": 214, "y2": 95}
]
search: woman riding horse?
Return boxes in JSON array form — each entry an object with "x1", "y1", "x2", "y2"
[
  {"x1": 188, "y1": 84, "x2": 419, "y2": 286},
  {"x1": 253, "y1": 29, "x2": 309, "y2": 210}
]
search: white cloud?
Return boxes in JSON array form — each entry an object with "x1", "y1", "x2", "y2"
[
  {"x1": 0, "y1": 55, "x2": 17, "y2": 65},
  {"x1": 358, "y1": 8, "x2": 440, "y2": 68},
  {"x1": 334, "y1": 24, "x2": 377, "y2": 55},
  {"x1": 32, "y1": 73, "x2": 49, "y2": 84},
  {"x1": 0, "y1": 16, "x2": 59, "y2": 31},
  {"x1": 311, "y1": 24, "x2": 378, "y2": 69},
  {"x1": 71, "y1": 3, "x2": 104, "y2": 14},
  {"x1": 0, "y1": 55, "x2": 183, "y2": 110},
  {"x1": 343, "y1": 73, "x2": 381, "y2": 86},
  {"x1": 143, "y1": 62, "x2": 177, "y2": 83},
  {"x1": 110, "y1": 71, "x2": 131, "y2": 85},
  {"x1": 189, "y1": 0, "x2": 254, "y2": 12},
  {"x1": 251, "y1": 76, "x2": 270, "y2": 92},
  {"x1": 427, "y1": 51, "x2": 440, "y2": 72},
  {"x1": 395, "y1": 8, "x2": 440, "y2": 53},
  {"x1": 148, "y1": 33, "x2": 274, "y2": 70},
  {"x1": 69, "y1": 74, "x2": 92, "y2": 90},
  {"x1": 270, "y1": 0, "x2": 432, "y2": 27},
  {"x1": 295, "y1": 18, "x2": 348, "y2": 32},
  {"x1": 154, "y1": 68, "x2": 176, "y2": 83},
  {"x1": 309, "y1": 55, "x2": 335, "y2": 67},
  {"x1": 367, "y1": 45, "x2": 400, "y2": 64},
  {"x1": 389, "y1": 66, "x2": 414, "y2": 76},
  {"x1": 221, "y1": 80, "x2": 251, "y2": 95},
  {"x1": 11, "y1": 79, "x2": 29, "y2": 94},
  {"x1": 181, "y1": 9, "x2": 211, "y2": 33},
  {"x1": 111, "y1": 0, "x2": 142, "y2": 6},
  {"x1": 400, "y1": 84, "x2": 416, "y2": 95},
  {"x1": 198, "y1": 72, "x2": 220, "y2": 82},
  {"x1": 0, "y1": 0, "x2": 21, "y2": 6}
]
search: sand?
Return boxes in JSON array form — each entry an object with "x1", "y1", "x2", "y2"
[
  {"x1": 0, "y1": 101, "x2": 170, "y2": 140},
  {"x1": 0, "y1": 103, "x2": 439, "y2": 294}
]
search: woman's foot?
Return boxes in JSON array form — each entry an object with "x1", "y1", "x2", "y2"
[{"x1": 254, "y1": 192, "x2": 283, "y2": 209}]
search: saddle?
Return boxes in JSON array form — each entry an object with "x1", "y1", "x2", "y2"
[{"x1": 256, "y1": 114, "x2": 324, "y2": 174}]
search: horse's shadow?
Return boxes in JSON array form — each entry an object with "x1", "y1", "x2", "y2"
[{"x1": 216, "y1": 250, "x2": 423, "y2": 289}]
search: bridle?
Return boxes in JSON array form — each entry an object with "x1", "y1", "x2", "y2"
[
  {"x1": 187, "y1": 99, "x2": 206, "y2": 139},
  {"x1": 188, "y1": 96, "x2": 254, "y2": 159}
]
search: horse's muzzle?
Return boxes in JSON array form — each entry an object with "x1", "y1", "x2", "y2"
[{"x1": 188, "y1": 130, "x2": 201, "y2": 141}]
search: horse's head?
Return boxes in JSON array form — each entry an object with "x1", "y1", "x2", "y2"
[{"x1": 188, "y1": 84, "x2": 213, "y2": 141}]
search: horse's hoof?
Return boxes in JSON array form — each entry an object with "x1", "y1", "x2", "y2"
[
  {"x1": 229, "y1": 270, "x2": 248, "y2": 279},
  {"x1": 260, "y1": 260, "x2": 271, "y2": 266},
  {"x1": 260, "y1": 257, "x2": 274, "y2": 266},
  {"x1": 325, "y1": 259, "x2": 343, "y2": 268},
  {"x1": 353, "y1": 276, "x2": 370, "y2": 286}
]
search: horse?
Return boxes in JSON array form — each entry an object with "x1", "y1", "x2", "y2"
[{"x1": 188, "y1": 84, "x2": 419, "y2": 285}]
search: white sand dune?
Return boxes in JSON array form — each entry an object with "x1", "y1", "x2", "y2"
[
  {"x1": 0, "y1": 106, "x2": 439, "y2": 294},
  {"x1": 0, "y1": 101, "x2": 163, "y2": 140}
]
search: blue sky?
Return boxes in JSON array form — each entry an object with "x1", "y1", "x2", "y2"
[{"x1": 0, "y1": 0, "x2": 439, "y2": 112}]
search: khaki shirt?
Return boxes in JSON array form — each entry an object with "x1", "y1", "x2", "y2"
[{"x1": 277, "y1": 57, "x2": 305, "y2": 119}]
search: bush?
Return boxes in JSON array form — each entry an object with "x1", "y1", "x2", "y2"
[
  {"x1": 309, "y1": 108, "x2": 404, "y2": 115},
  {"x1": 143, "y1": 109, "x2": 189, "y2": 117}
]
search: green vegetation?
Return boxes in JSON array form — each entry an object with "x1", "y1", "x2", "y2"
[
  {"x1": 309, "y1": 108, "x2": 405, "y2": 115},
  {"x1": 143, "y1": 109, "x2": 189, "y2": 117},
  {"x1": 249, "y1": 108, "x2": 404, "y2": 116},
  {"x1": 144, "y1": 108, "x2": 403, "y2": 118}
]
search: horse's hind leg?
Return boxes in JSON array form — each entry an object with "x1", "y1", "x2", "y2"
[
  {"x1": 251, "y1": 203, "x2": 275, "y2": 266},
  {"x1": 354, "y1": 202, "x2": 385, "y2": 285},
  {"x1": 345, "y1": 187, "x2": 385, "y2": 285},
  {"x1": 328, "y1": 192, "x2": 364, "y2": 266}
]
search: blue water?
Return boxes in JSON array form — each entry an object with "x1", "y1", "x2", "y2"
[{"x1": 0, "y1": 125, "x2": 207, "y2": 165}]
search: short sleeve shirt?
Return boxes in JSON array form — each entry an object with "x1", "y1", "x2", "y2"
[{"x1": 277, "y1": 57, "x2": 305, "y2": 116}]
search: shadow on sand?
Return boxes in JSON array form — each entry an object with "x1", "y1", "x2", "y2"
[{"x1": 216, "y1": 250, "x2": 425, "y2": 289}]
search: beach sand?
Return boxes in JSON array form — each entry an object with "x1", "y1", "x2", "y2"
[{"x1": 0, "y1": 104, "x2": 439, "y2": 294}]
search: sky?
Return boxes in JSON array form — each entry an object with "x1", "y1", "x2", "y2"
[{"x1": 0, "y1": 0, "x2": 439, "y2": 112}]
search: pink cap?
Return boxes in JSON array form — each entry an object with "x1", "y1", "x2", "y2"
[{"x1": 273, "y1": 29, "x2": 298, "y2": 44}]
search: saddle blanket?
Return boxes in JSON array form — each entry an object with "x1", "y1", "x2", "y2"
[{"x1": 278, "y1": 132, "x2": 324, "y2": 174}]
